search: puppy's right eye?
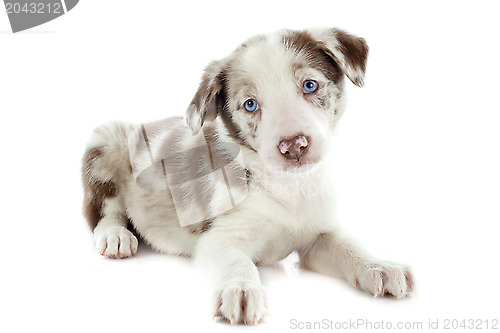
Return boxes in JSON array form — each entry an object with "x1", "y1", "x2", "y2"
[{"x1": 244, "y1": 99, "x2": 259, "y2": 112}]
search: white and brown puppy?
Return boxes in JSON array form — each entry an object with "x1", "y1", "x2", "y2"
[{"x1": 82, "y1": 27, "x2": 414, "y2": 325}]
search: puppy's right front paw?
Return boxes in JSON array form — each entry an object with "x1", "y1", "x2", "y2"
[
  {"x1": 213, "y1": 281, "x2": 266, "y2": 325},
  {"x1": 94, "y1": 225, "x2": 138, "y2": 259}
]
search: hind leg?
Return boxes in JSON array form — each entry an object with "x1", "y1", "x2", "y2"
[
  {"x1": 94, "y1": 197, "x2": 138, "y2": 259},
  {"x1": 81, "y1": 121, "x2": 138, "y2": 259}
]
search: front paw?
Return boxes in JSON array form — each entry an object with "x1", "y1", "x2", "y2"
[
  {"x1": 213, "y1": 281, "x2": 266, "y2": 325},
  {"x1": 352, "y1": 262, "x2": 415, "y2": 299},
  {"x1": 94, "y1": 225, "x2": 138, "y2": 259}
]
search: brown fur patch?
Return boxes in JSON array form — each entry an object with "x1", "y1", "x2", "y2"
[
  {"x1": 187, "y1": 61, "x2": 226, "y2": 129},
  {"x1": 187, "y1": 61, "x2": 256, "y2": 155},
  {"x1": 333, "y1": 28, "x2": 369, "y2": 78},
  {"x1": 81, "y1": 148, "x2": 117, "y2": 230},
  {"x1": 217, "y1": 75, "x2": 257, "y2": 152},
  {"x1": 282, "y1": 30, "x2": 344, "y2": 84},
  {"x1": 188, "y1": 218, "x2": 213, "y2": 234}
]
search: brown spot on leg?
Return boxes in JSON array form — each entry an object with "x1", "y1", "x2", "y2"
[{"x1": 81, "y1": 148, "x2": 118, "y2": 231}]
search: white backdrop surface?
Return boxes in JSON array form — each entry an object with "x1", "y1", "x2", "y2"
[{"x1": 1, "y1": 1, "x2": 499, "y2": 332}]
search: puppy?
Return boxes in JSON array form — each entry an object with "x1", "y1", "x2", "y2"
[{"x1": 81, "y1": 27, "x2": 414, "y2": 325}]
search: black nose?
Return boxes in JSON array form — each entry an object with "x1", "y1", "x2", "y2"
[{"x1": 278, "y1": 135, "x2": 309, "y2": 160}]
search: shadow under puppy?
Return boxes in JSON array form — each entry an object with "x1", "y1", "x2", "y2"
[{"x1": 81, "y1": 27, "x2": 415, "y2": 325}]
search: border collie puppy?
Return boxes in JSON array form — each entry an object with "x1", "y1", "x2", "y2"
[{"x1": 82, "y1": 27, "x2": 414, "y2": 325}]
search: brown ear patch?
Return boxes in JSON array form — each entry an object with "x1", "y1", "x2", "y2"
[
  {"x1": 333, "y1": 28, "x2": 369, "y2": 81},
  {"x1": 186, "y1": 60, "x2": 227, "y2": 134},
  {"x1": 282, "y1": 30, "x2": 344, "y2": 85},
  {"x1": 81, "y1": 148, "x2": 118, "y2": 230}
]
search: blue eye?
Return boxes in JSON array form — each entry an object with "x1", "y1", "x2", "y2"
[
  {"x1": 244, "y1": 99, "x2": 259, "y2": 112},
  {"x1": 303, "y1": 80, "x2": 318, "y2": 94}
]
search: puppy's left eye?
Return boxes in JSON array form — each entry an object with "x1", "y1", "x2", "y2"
[
  {"x1": 303, "y1": 80, "x2": 318, "y2": 94},
  {"x1": 244, "y1": 99, "x2": 259, "y2": 112}
]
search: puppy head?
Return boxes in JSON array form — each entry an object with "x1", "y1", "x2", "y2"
[{"x1": 186, "y1": 28, "x2": 368, "y2": 172}]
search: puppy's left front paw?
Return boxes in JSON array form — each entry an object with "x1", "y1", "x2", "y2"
[{"x1": 353, "y1": 262, "x2": 415, "y2": 299}]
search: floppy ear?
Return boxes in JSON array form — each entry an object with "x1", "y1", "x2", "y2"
[
  {"x1": 310, "y1": 28, "x2": 369, "y2": 87},
  {"x1": 185, "y1": 60, "x2": 226, "y2": 135}
]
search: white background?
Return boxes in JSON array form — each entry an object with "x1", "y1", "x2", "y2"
[{"x1": 1, "y1": 1, "x2": 499, "y2": 332}]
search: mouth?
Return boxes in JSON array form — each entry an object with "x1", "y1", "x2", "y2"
[
  {"x1": 283, "y1": 159, "x2": 318, "y2": 170},
  {"x1": 258, "y1": 149, "x2": 324, "y2": 174},
  {"x1": 267, "y1": 157, "x2": 321, "y2": 174}
]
